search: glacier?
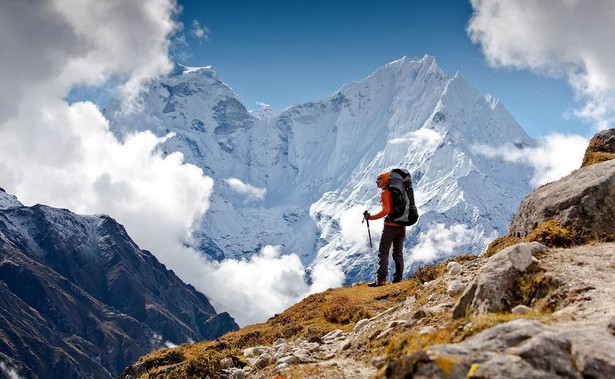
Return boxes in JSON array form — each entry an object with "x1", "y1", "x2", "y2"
[{"x1": 104, "y1": 55, "x2": 536, "y2": 284}]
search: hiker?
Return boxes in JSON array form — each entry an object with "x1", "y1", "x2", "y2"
[{"x1": 364, "y1": 172, "x2": 406, "y2": 287}]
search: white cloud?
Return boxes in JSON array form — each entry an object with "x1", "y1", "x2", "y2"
[
  {"x1": 339, "y1": 206, "x2": 374, "y2": 247},
  {"x1": 409, "y1": 223, "x2": 474, "y2": 264},
  {"x1": 0, "y1": 0, "x2": 345, "y2": 332},
  {"x1": 0, "y1": 361, "x2": 22, "y2": 379},
  {"x1": 191, "y1": 20, "x2": 211, "y2": 43},
  {"x1": 196, "y1": 246, "x2": 344, "y2": 326},
  {"x1": 389, "y1": 128, "x2": 443, "y2": 147},
  {"x1": 468, "y1": 0, "x2": 615, "y2": 130},
  {"x1": 0, "y1": 0, "x2": 215, "y2": 267},
  {"x1": 225, "y1": 178, "x2": 267, "y2": 202},
  {"x1": 472, "y1": 133, "x2": 588, "y2": 186}
]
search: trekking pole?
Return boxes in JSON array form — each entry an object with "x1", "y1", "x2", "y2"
[{"x1": 362, "y1": 211, "x2": 373, "y2": 248}]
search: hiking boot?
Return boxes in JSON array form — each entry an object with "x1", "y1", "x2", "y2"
[
  {"x1": 392, "y1": 277, "x2": 402, "y2": 283},
  {"x1": 368, "y1": 280, "x2": 387, "y2": 287}
]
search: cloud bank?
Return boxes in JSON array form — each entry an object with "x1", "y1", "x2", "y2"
[
  {"x1": 409, "y1": 223, "x2": 475, "y2": 265},
  {"x1": 0, "y1": 0, "x2": 215, "y2": 270},
  {"x1": 473, "y1": 133, "x2": 589, "y2": 186},
  {"x1": 468, "y1": 0, "x2": 615, "y2": 130},
  {"x1": 0, "y1": 361, "x2": 22, "y2": 379},
  {"x1": 0, "y1": 0, "x2": 344, "y2": 327}
]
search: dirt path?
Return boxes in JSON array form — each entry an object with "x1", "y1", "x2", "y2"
[{"x1": 540, "y1": 242, "x2": 615, "y2": 329}]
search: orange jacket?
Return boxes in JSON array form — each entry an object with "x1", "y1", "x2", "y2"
[{"x1": 368, "y1": 189, "x2": 402, "y2": 227}]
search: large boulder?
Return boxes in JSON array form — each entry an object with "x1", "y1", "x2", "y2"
[
  {"x1": 509, "y1": 159, "x2": 615, "y2": 240},
  {"x1": 379, "y1": 319, "x2": 615, "y2": 379},
  {"x1": 452, "y1": 242, "x2": 545, "y2": 319}
]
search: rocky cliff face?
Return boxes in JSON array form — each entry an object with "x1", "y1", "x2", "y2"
[
  {"x1": 509, "y1": 129, "x2": 615, "y2": 242},
  {"x1": 0, "y1": 188, "x2": 238, "y2": 378}
]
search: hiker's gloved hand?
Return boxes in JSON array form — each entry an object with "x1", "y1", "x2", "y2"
[{"x1": 363, "y1": 211, "x2": 370, "y2": 220}]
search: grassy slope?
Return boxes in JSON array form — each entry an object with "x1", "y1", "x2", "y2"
[{"x1": 120, "y1": 256, "x2": 479, "y2": 378}]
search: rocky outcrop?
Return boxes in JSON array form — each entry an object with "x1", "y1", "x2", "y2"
[
  {"x1": 0, "y1": 189, "x2": 239, "y2": 378},
  {"x1": 582, "y1": 128, "x2": 615, "y2": 168},
  {"x1": 452, "y1": 242, "x2": 545, "y2": 319},
  {"x1": 509, "y1": 159, "x2": 615, "y2": 240},
  {"x1": 379, "y1": 318, "x2": 615, "y2": 379}
]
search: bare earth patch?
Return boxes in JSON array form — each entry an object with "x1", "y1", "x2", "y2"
[{"x1": 541, "y1": 242, "x2": 615, "y2": 329}]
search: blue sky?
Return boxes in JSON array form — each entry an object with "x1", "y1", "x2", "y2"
[{"x1": 175, "y1": 0, "x2": 582, "y2": 139}]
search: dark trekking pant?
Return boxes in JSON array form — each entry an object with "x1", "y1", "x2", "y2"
[{"x1": 376, "y1": 225, "x2": 406, "y2": 282}]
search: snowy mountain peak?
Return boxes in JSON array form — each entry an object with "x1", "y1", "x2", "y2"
[
  {"x1": 363, "y1": 54, "x2": 445, "y2": 85},
  {"x1": 0, "y1": 187, "x2": 22, "y2": 210},
  {"x1": 169, "y1": 61, "x2": 216, "y2": 76},
  {"x1": 250, "y1": 106, "x2": 281, "y2": 121},
  {"x1": 105, "y1": 55, "x2": 537, "y2": 285}
]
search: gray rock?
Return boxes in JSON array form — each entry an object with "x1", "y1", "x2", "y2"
[
  {"x1": 322, "y1": 329, "x2": 344, "y2": 341},
  {"x1": 504, "y1": 242, "x2": 542, "y2": 271},
  {"x1": 447, "y1": 280, "x2": 466, "y2": 296},
  {"x1": 340, "y1": 339, "x2": 352, "y2": 350},
  {"x1": 221, "y1": 368, "x2": 246, "y2": 379},
  {"x1": 243, "y1": 346, "x2": 269, "y2": 358},
  {"x1": 277, "y1": 355, "x2": 298, "y2": 365},
  {"x1": 509, "y1": 159, "x2": 615, "y2": 240},
  {"x1": 565, "y1": 328, "x2": 615, "y2": 379},
  {"x1": 452, "y1": 243, "x2": 546, "y2": 318},
  {"x1": 370, "y1": 306, "x2": 398, "y2": 322},
  {"x1": 508, "y1": 332, "x2": 578, "y2": 378},
  {"x1": 447, "y1": 261, "x2": 462, "y2": 276},
  {"x1": 293, "y1": 337, "x2": 305, "y2": 347},
  {"x1": 274, "y1": 343, "x2": 291, "y2": 356},
  {"x1": 387, "y1": 320, "x2": 407, "y2": 329},
  {"x1": 292, "y1": 349, "x2": 317, "y2": 363},
  {"x1": 381, "y1": 319, "x2": 615, "y2": 379},
  {"x1": 511, "y1": 305, "x2": 533, "y2": 315},
  {"x1": 354, "y1": 318, "x2": 370, "y2": 332},
  {"x1": 304, "y1": 342, "x2": 320, "y2": 352},
  {"x1": 220, "y1": 357, "x2": 235, "y2": 369},
  {"x1": 253, "y1": 353, "x2": 274, "y2": 369}
]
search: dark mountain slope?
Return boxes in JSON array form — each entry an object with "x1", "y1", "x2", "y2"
[{"x1": 0, "y1": 189, "x2": 238, "y2": 378}]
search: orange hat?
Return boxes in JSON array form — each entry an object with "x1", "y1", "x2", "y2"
[{"x1": 377, "y1": 172, "x2": 389, "y2": 184}]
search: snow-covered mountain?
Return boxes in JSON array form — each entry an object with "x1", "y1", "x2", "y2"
[{"x1": 104, "y1": 55, "x2": 536, "y2": 283}]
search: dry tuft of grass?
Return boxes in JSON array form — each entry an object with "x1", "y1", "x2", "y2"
[
  {"x1": 413, "y1": 263, "x2": 439, "y2": 284},
  {"x1": 412, "y1": 255, "x2": 478, "y2": 284},
  {"x1": 527, "y1": 220, "x2": 575, "y2": 247},
  {"x1": 322, "y1": 295, "x2": 370, "y2": 324},
  {"x1": 581, "y1": 134, "x2": 615, "y2": 168},
  {"x1": 581, "y1": 151, "x2": 615, "y2": 167},
  {"x1": 484, "y1": 219, "x2": 578, "y2": 258}
]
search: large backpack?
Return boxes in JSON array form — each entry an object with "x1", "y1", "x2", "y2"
[{"x1": 385, "y1": 168, "x2": 419, "y2": 226}]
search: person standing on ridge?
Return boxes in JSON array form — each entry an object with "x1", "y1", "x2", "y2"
[{"x1": 364, "y1": 172, "x2": 406, "y2": 287}]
